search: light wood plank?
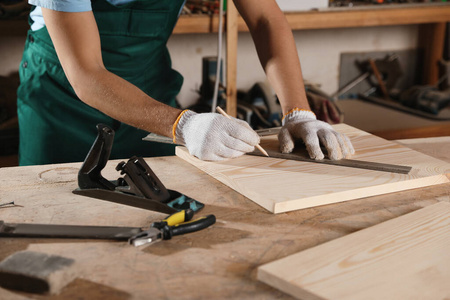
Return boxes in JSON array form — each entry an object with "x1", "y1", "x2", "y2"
[
  {"x1": 257, "y1": 201, "x2": 450, "y2": 300},
  {"x1": 175, "y1": 124, "x2": 450, "y2": 213},
  {"x1": 397, "y1": 136, "x2": 450, "y2": 164}
]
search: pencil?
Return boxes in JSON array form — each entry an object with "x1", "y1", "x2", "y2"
[{"x1": 216, "y1": 106, "x2": 269, "y2": 157}]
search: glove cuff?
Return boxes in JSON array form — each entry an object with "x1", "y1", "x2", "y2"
[
  {"x1": 173, "y1": 109, "x2": 196, "y2": 144},
  {"x1": 282, "y1": 108, "x2": 316, "y2": 126}
]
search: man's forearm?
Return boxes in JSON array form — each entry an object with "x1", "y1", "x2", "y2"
[
  {"x1": 73, "y1": 68, "x2": 182, "y2": 137},
  {"x1": 41, "y1": 8, "x2": 182, "y2": 138},
  {"x1": 246, "y1": 12, "x2": 311, "y2": 115}
]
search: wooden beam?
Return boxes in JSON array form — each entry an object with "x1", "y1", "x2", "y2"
[
  {"x1": 226, "y1": 0, "x2": 238, "y2": 117},
  {"x1": 419, "y1": 22, "x2": 447, "y2": 85}
]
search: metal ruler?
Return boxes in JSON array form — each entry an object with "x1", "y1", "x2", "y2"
[
  {"x1": 143, "y1": 129, "x2": 412, "y2": 174},
  {"x1": 143, "y1": 127, "x2": 282, "y2": 144},
  {"x1": 247, "y1": 150, "x2": 412, "y2": 174},
  {"x1": 0, "y1": 221, "x2": 141, "y2": 240},
  {"x1": 252, "y1": 127, "x2": 412, "y2": 174}
]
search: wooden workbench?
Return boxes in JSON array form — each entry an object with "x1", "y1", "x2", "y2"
[{"x1": 0, "y1": 137, "x2": 449, "y2": 299}]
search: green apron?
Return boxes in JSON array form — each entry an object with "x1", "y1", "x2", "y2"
[{"x1": 17, "y1": 0, "x2": 184, "y2": 166}]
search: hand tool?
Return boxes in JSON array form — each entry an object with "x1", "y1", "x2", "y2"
[
  {"x1": 400, "y1": 85, "x2": 450, "y2": 115},
  {"x1": 361, "y1": 91, "x2": 450, "y2": 121},
  {"x1": 144, "y1": 127, "x2": 275, "y2": 144},
  {"x1": 73, "y1": 124, "x2": 204, "y2": 214},
  {"x1": 330, "y1": 71, "x2": 371, "y2": 101},
  {"x1": 331, "y1": 54, "x2": 402, "y2": 101},
  {"x1": 249, "y1": 128, "x2": 412, "y2": 174},
  {"x1": 216, "y1": 106, "x2": 269, "y2": 157},
  {"x1": 128, "y1": 209, "x2": 216, "y2": 247},
  {"x1": 0, "y1": 201, "x2": 14, "y2": 208},
  {"x1": 0, "y1": 209, "x2": 216, "y2": 247},
  {"x1": 247, "y1": 149, "x2": 412, "y2": 174},
  {"x1": 368, "y1": 58, "x2": 391, "y2": 100},
  {"x1": 0, "y1": 251, "x2": 76, "y2": 295},
  {"x1": 144, "y1": 126, "x2": 412, "y2": 174}
]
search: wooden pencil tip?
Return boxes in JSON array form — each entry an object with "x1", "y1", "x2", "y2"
[{"x1": 257, "y1": 145, "x2": 269, "y2": 157}]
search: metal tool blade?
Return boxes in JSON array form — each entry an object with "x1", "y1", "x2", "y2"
[
  {"x1": 128, "y1": 228, "x2": 162, "y2": 247},
  {"x1": 144, "y1": 128, "x2": 411, "y2": 174},
  {"x1": 247, "y1": 150, "x2": 412, "y2": 174},
  {"x1": 255, "y1": 127, "x2": 282, "y2": 136},
  {"x1": 143, "y1": 133, "x2": 175, "y2": 144},
  {"x1": 0, "y1": 221, "x2": 142, "y2": 240},
  {"x1": 143, "y1": 127, "x2": 282, "y2": 144}
]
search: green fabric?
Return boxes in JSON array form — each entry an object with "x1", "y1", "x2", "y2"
[{"x1": 17, "y1": 0, "x2": 184, "y2": 166}]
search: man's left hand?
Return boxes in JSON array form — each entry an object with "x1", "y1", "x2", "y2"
[{"x1": 278, "y1": 109, "x2": 355, "y2": 160}]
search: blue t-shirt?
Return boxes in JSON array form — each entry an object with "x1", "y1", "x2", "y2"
[{"x1": 29, "y1": 0, "x2": 143, "y2": 31}]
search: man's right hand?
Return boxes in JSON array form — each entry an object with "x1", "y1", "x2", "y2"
[{"x1": 174, "y1": 110, "x2": 260, "y2": 161}]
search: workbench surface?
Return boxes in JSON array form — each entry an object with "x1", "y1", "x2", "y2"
[{"x1": 1, "y1": 137, "x2": 449, "y2": 299}]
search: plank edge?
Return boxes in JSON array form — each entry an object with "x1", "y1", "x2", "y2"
[
  {"x1": 257, "y1": 268, "x2": 325, "y2": 300},
  {"x1": 257, "y1": 202, "x2": 450, "y2": 299},
  {"x1": 273, "y1": 174, "x2": 449, "y2": 214}
]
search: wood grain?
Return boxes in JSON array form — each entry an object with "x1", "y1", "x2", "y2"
[
  {"x1": 257, "y1": 201, "x2": 450, "y2": 300},
  {"x1": 0, "y1": 149, "x2": 449, "y2": 299},
  {"x1": 176, "y1": 124, "x2": 450, "y2": 213}
]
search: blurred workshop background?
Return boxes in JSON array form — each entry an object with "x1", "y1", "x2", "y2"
[{"x1": 1, "y1": 0, "x2": 450, "y2": 167}]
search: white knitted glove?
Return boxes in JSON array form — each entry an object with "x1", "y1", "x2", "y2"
[
  {"x1": 174, "y1": 110, "x2": 260, "y2": 161},
  {"x1": 278, "y1": 109, "x2": 355, "y2": 160}
]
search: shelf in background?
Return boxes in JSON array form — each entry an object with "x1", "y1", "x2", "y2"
[
  {"x1": 173, "y1": 3, "x2": 450, "y2": 34},
  {"x1": 2, "y1": 4, "x2": 449, "y2": 36}
]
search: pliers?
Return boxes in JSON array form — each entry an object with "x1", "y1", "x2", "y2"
[{"x1": 128, "y1": 209, "x2": 216, "y2": 247}]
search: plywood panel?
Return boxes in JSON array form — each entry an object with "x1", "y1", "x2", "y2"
[
  {"x1": 257, "y1": 201, "x2": 450, "y2": 300},
  {"x1": 175, "y1": 124, "x2": 450, "y2": 213}
]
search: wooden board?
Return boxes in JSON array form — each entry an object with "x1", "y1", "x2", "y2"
[
  {"x1": 257, "y1": 201, "x2": 450, "y2": 300},
  {"x1": 176, "y1": 124, "x2": 450, "y2": 213}
]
